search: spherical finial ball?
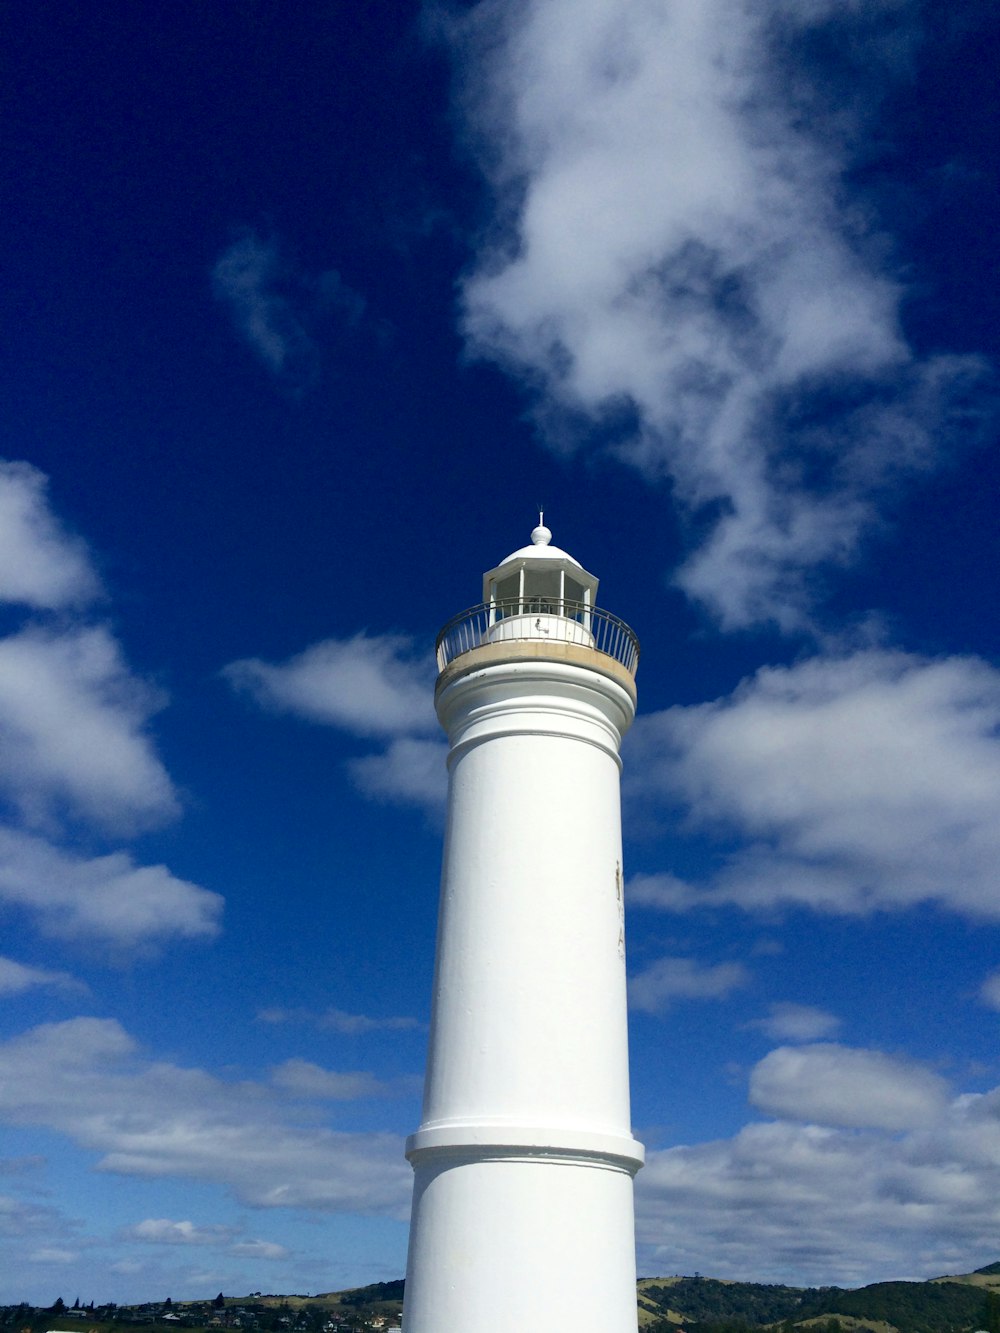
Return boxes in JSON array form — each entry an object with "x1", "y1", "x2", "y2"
[{"x1": 531, "y1": 524, "x2": 552, "y2": 546}]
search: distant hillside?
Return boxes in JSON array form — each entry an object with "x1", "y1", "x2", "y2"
[
  {"x1": 638, "y1": 1277, "x2": 811, "y2": 1326},
  {"x1": 931, "y1": 1262, "x2": 1000, "y2": 1291},
  {"x1": 5, "y1": 1263, "x2": 997, "y2": 1333},
  {"x1": 313, "y1": 1267, "x2": 1000, "y2": 1333},
  {"x1": 247, "y1": 1268, "x2": 999, "y2": 1333},
  {"x1": 636, "y1": 1272, "x2": 1000, "y2": 1333}
]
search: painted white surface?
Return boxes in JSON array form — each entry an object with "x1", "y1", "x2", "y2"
[
  {"x1": 404, "y1": 1151, "x2": 639, "y2": 1333},
  {"x1": 403, "y1": 634, "x2": 642, "y2": 1333},
  {"x1": 486, "y1": 611, "x2": 594, "y2": 647}
]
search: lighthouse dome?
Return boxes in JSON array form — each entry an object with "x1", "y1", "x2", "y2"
[{"x1": 498, "y1": 522, "x2": 583, "y2": 568}]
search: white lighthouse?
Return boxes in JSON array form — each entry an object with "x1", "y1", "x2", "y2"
[{"x1": 402, "y1": 522, "x2": 643, "y2": 1333}]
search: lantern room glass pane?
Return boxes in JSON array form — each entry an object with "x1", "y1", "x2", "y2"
[
  {"x1": 524, "y1": 567, "x2": 562, "y2": 614},
  {"x1": 495, "y1": 573, "x2": 521, "y2": 616},
  {"x1": 564, "y1": 576, "x2": 585, "y2": 616}
]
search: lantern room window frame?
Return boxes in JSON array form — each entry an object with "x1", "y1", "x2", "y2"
[{"x1": 484, "y1": 558, "x2": 597, "y2": 632}]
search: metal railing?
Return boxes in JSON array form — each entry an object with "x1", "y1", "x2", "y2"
[{"x1": 436, "y1": 598, "x2": 639, "y2": 677}]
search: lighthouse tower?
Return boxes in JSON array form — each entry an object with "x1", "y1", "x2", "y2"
[{"x1": 403, "y1": 522, "x2": 643, "y2": 1333}]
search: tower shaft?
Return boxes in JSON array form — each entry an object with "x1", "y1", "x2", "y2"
[{"x1": 403, "y1": 645, "x2": 642, "y2": 1333}]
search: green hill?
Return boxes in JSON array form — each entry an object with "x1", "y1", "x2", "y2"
[{"x1": 637, "y1": 1271, "x2": 1000, "y2": 1333}]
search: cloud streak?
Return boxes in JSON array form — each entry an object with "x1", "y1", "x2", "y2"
[
  {"x1": 123, "y1": 1218, "x2": 290, "y2": 1262},
  {"x1": 449, "y1": 0, "x2": 990, "y2": 628},
  {"x1": 257, "y1": 1006, "x2": 421, "y2": 1034}
]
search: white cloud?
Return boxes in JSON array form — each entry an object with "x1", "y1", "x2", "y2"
[
  {"x1": 257, "y1": 1006, "x2": 421, "y2": 1034},
  {"x1": 225, "y1": 634, "x2": 436, "y2": 739},
  {"x1": 627, "y1": 649, "x2": 1000, "y2": 920},
  {"x1": 0, "y1": 461, "x2": 101, "y2": 610},
  {"x1": 0, "y1": 826, "x2": 222, "y2": 947},
  {"x1": 629, "y1": 955, "x2": 749, "y2": 1015},
  {"x1": 226, "y1": 634, "x2": 446, "y2": 810},
  {"x1": 348, "y1": 737, "x2": 448, "y2": 811},
  {"x1": 449, "y1": 0, "x2": 989, "y2": 628},
  {"x1": 0, "y1": 955, "x2": 85, "y2": 997},
  {"x1": 980, "y1": 970, "x2": 1000, "y2": 1011},
  {"x1": 0, "y1": 1018, "x2": 411, "y2": 1217},
  {"x1": 749, "y1": 1043, "x2": 949, "y2": 1131},
  {"x1": 637, "y1": 1082, "x2": 1000, "y2": 1286},
  {"x1": 627, "y1": 872, "x2": 700, "y2": 912},
  {"x1": 637, "y1": 1087, "x2": 1000, "y2": 1285},
  {"x1": 0, "y1": 625, "x2": 180, "y2": 834},
  {"x1": 749, "y1": 1003, "x2": 840, "y2": 1043},
  {"x1": 270, "y1": 1059, "x2": 393, "y2": 1101},
  {"x1": 0, "y1": 463, "x2": 221, "y2": 956}
]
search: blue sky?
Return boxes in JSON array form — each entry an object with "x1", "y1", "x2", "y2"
[{"x1": 2, "y1": 0, "x2": 1000, "y2": 1305}]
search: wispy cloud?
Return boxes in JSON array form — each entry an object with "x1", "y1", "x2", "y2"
[
  {"x1": 627, "y1": 648, "x2": 1000, "y2": 921},
  {"x1": 448, "y1": 0, "x2": 991, "y2": 629},
  {"x1": 123, "y1": 1218, "x2": 289, "y2": 1262},
  {"x1": 0, "y1": 1193, "x2": 71, "y2": 1240},
  {"x1": 124, "y1": 1218, "x2": 234, "y2": 1246},
  {"x1": 257, "y1": 1006, "x2": 421, "y2": 1034},
  {"x1": 0, "y1": 956, "x2": 86, "y2": 998},
  {"x1": 212, "y1": 232, "x2": 366, "y2": 389},
  {"x1": 0, "y1": 827, "x2": 222, "y2": 948},
  {"x1": 629, "y1": 954, "x2": 749, "y2": 1015},
  {"x1": 0, "y1": 626, "x2": 180, "y2": 835},
  {"x1": 226, "y1": 634, "x2": 447, "y2": 811},
  {"x1": 225, "y1": 634, "x2": 436, "y2": 739},
  {"x1": 0, "y1": 1018, "x2": 411, "y2": 1217},
  {"x1": 0, "y1": 459, "x2": 223, "y2": 953},
  {"x1": 212, "y1": 233, "x2": 319, "y2": 384},
  {"x1": 980, "y1": 971, "x2": 1000, "y2": 1011},
  {"x1": 0, "y1": 461, "x2": 102, "y2": 610},
  {"x1": 348, "y1": 736, "x2": 448, "y2": 810},
  {"x1": 748, "y1": 1002, "x2": 841, "y2": 1043},
  {"x1": 270, "y1": 1058, "x2": 412, "y2": 1101}
]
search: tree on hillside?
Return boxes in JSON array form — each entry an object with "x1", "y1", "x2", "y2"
[{"x1": 980, "y1": 1291, "x2": 1000, "y2": 1333}]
